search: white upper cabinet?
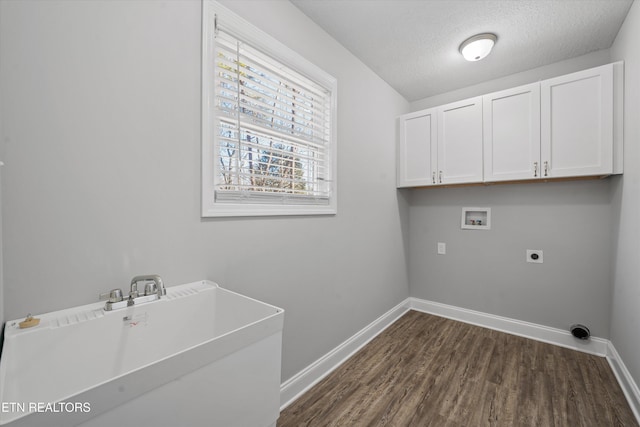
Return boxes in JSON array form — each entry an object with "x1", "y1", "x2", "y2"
[
  {"x1": 541, "y1": 63, "x2": 615, "y2": 178},
  {"x1": 397, "y1": 108, "x2": 437, "y2": 187},
  {"x1": 437, "y1": 97, "x2": 483, "y2": 185},
  {"x1": 483, "y1": 83, "x2": 541, "y2": 182},
  {"x1": 396, "y1": 62, "x2": 623, "y2": 188}
]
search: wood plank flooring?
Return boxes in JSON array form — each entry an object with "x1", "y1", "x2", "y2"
[{"x1": 278, "y1": 310, "x2": 638, "y2": 427}]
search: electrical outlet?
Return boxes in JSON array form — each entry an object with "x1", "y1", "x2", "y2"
[
  {"x1": 526, "y1": 249, "x2": 543, "y2": 263},
  {"x1": 437, "y1": 242, "x2": 446, "y2": 255}
]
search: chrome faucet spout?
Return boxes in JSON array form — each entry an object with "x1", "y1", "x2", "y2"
[{"x1": 130, "y1": 274, "x2": 166, "y2": 298}]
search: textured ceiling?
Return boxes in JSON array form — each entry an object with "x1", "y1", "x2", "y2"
[{"x1": 291, "y1": 0, "x2": 633, "y2": 102}]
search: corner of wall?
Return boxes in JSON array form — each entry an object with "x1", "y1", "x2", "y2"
[
  {"x1": 0, "y1": 163, "x2": 4, "y2": 328},
  {"x1": 607, "y1": 0, "x2": 640, "y2": 408},
  {"x1": 0, "y1": 0, "x2": 6, "y2": 328},
  {"x1": 0, "y1": 160, "x2": 4, "y2": 348},
  {"x1": 607, "y1": 341, "x2": 640, "y2": 423}
]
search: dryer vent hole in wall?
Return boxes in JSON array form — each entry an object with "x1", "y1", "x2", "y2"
[{"x1": 570, "y1": 324, "x2": 591, "y2": 340}]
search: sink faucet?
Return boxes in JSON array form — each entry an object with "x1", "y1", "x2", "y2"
[
  {"x1": 130, "y1": 274, "x2": 166, "y2": 298},
  {"x1": 100, "y1": 274, "x2": 166, "y2": 311}
]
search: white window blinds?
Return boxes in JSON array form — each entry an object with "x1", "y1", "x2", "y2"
[{"x1": 213, "y1": 27, "x2": 334, "y2": 207}]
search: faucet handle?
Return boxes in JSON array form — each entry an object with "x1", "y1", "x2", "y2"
[{"x1": 99, "y1": 288, "x2": 124, "y2": 303}]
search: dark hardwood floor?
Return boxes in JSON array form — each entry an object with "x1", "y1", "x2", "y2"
[{"x1": 278, "y1": 310, "x2": 638, "y2": 427}]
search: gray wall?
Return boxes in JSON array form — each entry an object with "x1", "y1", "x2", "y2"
[
  {"x1": 0, "y1": 163, "x2": 3, "y2": 327},
  {"x1": 0, "y1": 0, "x2": 410, "y2": 382},
  {"x1": 410, "y1": 50, "x2": 612, "y2": 111},
  {"x1": 408, "y1": 180, "x2": 614, "y2": 337},
  {"x1": 2, "y1": 0, "x2": 638, "y2": 395},
  {"x1": 407, "y1": 51, "x2": 618, "y2": 338},
  {"x1": 610, "y1": 0, "x2": 640, "y2": 392}
]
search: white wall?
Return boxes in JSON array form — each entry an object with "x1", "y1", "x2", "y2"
[
  {"x1": 610, "y1": 0, "x2": 640, "y2": 393},
  {"x1": 0, "y1": 0, "x2": 410, "y2": 382},
  {"x1": 407, "y1": 52, "x2": 616, "y2": 338}
]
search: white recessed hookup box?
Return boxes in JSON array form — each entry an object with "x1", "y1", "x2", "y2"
[{"x1": 461, "y1": 207, "x2": 491, "y2": 230}]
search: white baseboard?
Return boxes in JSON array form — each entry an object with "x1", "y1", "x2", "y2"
[
  {"x1": 606, "y1": 342, "x2": 640, "y2": 422},
  {"x1": 279, "y1": 300, "x2": 409, "y2": 410},
  {"x1": 280, "y1": 297, "x2": 639, "y2": 425},
  {"x1": 408, "y1": 297, "x2": 608, "y2": 356}
]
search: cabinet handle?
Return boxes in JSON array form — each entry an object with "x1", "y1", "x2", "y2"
[
  {"x1": 544, "y1": 161, "x2": 549, "y2": 177},
  {"x1": 439, "y1": 171, "x2": 443, "y2": 184},
  {"x1": 534, "y1": 162, "x2": 538, "y2": 177},
  {"x1": 432, "y1": 172, "x2": 436, "y2": 184}
]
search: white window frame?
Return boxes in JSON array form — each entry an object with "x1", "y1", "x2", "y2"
[{"x1": 202, "y1": 1, "x2": 337, "y2": 217}]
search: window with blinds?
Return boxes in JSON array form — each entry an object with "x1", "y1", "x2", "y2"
[{"x1": 202, "y1": 1, "x2": 337, "y2": 217}]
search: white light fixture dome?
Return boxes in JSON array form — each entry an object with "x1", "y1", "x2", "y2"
[{"x1": 459, "y1": 33, "x2": 497, "y2": 62}]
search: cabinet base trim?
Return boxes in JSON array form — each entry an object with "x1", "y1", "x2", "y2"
[{"x1": 399, "y1": 174, "x2": 612, "y2": 189}]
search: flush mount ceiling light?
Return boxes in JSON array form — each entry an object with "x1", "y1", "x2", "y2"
[{"x1": 459, "y1": 33, "x2": 497, "y2": 61}]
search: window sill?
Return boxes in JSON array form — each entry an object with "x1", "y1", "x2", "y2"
[{"x1": 201, "y1": 203, "x2": 337, "y2": 218}]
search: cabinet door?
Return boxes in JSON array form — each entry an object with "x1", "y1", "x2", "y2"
[
  {"x1": 397, "y1": 109, "x2": 437, "y2": 187},
  {"x1": 437, "y1": 97, "x2": 483, "y2": 184},
  {"x1": 483, "y1": 83, "x2": 541, "y2": 182},
  {"x1": 541, "y1": 64, "x2": 613, "y2": 178}
]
